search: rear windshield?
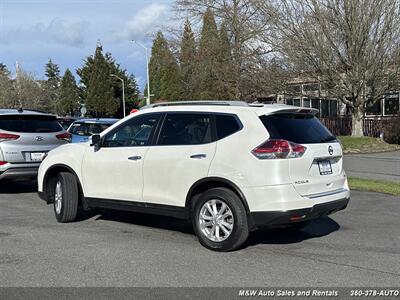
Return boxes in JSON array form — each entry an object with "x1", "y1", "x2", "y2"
[
  {"x1": 0, "y1": 115, "x2": 63, "y2": 133},
  {"x1": 260, "y1": 113, "x2": 336, "y2": 144},
  {"x1": 69, "y1": 122, "x2": 111, "y2": 136}
]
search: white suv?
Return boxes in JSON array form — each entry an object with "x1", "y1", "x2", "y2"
[{"x1": 38, "y1": 101, "x2": 350, "y2": 251}]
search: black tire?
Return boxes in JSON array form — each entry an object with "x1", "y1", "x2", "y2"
[
  {"x1": 53, "y1": 172, "x2": 79, "y2": 223},
  {"x1": 287, "y1": 220, "x2": 311, "y2": 231},
  {"x1": 192, "y1": 187, "x2": 249, "y2": 252}
]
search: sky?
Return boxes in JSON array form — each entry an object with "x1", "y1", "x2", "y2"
[{"x1": 0, "y1": 0, "x2": 175, "y2": 91}]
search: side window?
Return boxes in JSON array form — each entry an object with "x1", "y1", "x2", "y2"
[
  {"x1": 216, "y1": 114, "x2": 241, "y2": 139},
  {"x1": 103, "y1": 114, "x2": 160, "y2": 148},
  {"x1": 158, "y1": 113, "x2": 212, "y2": 145}
]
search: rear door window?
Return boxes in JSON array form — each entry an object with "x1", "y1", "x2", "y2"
[
  {"x1": 158, "y1": 113, "x2": 212, "y2": 145},
  {"x1": 0, "y1": 115, "x2": 63, "y2": 133},
  {"x1": 260, "y1": 113, "x2": 336, "y2": 144}
]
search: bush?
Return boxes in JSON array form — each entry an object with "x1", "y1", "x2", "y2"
[{"x1": 383, "y1": 114, "x2": 400, "y2": 145}]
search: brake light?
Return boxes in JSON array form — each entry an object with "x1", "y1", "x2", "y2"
[
  {"x1": 0, "y1": 161, "x2": 8, "y2": 166},
  {"x1": 56, "y1": 132, "x2": 72, "y2": 143},
  {"x1": 251, "y1": 139, "x2": 306, "y2": 159},
  {"x1": 0, "y1": 133, "x2": 20, "y2": 142}
]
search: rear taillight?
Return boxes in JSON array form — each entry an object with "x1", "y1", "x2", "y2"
[
  {"x1": 251, "y1": 139, "x2": 306, "y2": 159},
  {"x1": 0, "y1": 161, "x2": 8, "y2": 166},
  {"x1": 0, "y1": 133, "x2": 20, "y2": 142},
  {"x1": 56, "y1": 132, "x2": 72, "y2": 143}
]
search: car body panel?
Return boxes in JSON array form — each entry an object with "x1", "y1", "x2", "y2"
[
  {"x1": 81, "y1": 145, "x2": 149, "y2": 201},
  {"x1": 38, "y1": 103, "x2": 349, "y2": 227},
  {"x1": 143, "y1": 143, "x2": 217, "y2": 206}
]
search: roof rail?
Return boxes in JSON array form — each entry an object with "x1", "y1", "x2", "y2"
[{"x1": 142, "y1": 100, "x2": 249, "y2": 109}]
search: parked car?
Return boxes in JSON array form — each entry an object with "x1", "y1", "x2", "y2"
[
  {"x1": 67, "y1": 118, "x2": 119, "y2": 143},
  {"x1": 57, "y1": 117, "x2": 80, "y2": 130},
  {"x1": 38, "y1": 101, "x2": 350, "y2": 251},
  {"x1": 0, "y1": 109, "x2": 71, "y2": 181}
]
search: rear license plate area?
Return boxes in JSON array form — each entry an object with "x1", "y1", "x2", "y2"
[
  {"x1": 30, "y1": 152, "x2": 46, "y2": 162},
  {"x1": 318, "y1": 160, "x2": 332, "y2": 175}
]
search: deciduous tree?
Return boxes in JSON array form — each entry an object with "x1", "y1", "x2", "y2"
[{"x1": 260, "y1": 0, "x2": 400, "y2": 136}]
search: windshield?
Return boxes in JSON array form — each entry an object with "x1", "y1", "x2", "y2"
[
  {"x1": 69, "y1": 122, "x2": 112, "y2": 136},
  {"x1": 260, "y1": 113, "x2": 336, "y2": 144}
]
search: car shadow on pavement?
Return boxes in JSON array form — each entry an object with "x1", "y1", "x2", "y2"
[
  {"x1": 91, "y1": 209, "x2": 339, "y2": 246},
  {"x1": 245, "y1": 216, "x2": 340, "y2": 247},
  {"x1": 93, "y1": 209, "x2": 194, "y2": 235},
  {"x1": 0, "y1": 180, "x2": 37, "y2": 194}
]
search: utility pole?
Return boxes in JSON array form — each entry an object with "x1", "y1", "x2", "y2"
[
  {"x1": 15, "y1": 61, "x2": 22, "y2": 108},
  {"x1": 131, "y1": 40, "x2": 150, "y2": 105}
]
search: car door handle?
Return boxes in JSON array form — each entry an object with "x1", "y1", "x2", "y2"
[
  {"x1": 190, "y1": 154, "x2": 207, "y2": 159},
  {"x1": 128, "y1": 155, "x2": 142, "y2": 161}
]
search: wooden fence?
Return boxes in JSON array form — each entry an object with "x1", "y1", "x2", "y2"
[{"x1": 320, "y1": 117, "x2": 396, "y2": 138}]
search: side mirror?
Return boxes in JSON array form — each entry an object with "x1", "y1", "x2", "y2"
[{"x1": 90, "y1": 134, "x2": 101, "y2": 149}]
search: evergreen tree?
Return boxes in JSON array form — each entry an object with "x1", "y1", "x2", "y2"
[
  {"x1": 149, "y1": 31, "x2": 182, "y2": 101},
  {"x1": 83, "y1": 45, "x2": 119, "y2": 117},
  {"x1": 216, "y1": 22, "x2": 236, "y2": 99},
  {"x1": 179, "y1": 19, "x2": 197, "y2": 100},
  {"x1": 197, "y1": 8, "x2": 221, "y2": 99},
  {"x1": 58, "y1": 69, "x2": 80, "y2": 116},
  {"x1": 44, "y1": 59, "x2": 61, "y2": 112},
  {"x1": 78, "y1": 43, "x2": 139, "y2": 117},
  {"x1": 124, "y1": 74, "x2": 140, "y2": 111}
]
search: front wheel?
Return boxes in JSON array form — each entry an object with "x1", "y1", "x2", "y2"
[
  {"x1": 192, "y1": 188, "x2": 249, "y2": 251},
  {"x1": 54, "y1": 172, "x2": 79, "y2": 223}
]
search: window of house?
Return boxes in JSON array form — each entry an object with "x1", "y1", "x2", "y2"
[
  {"x1": 302, "y1": 83, "x2": 319, "y2": 92},
  {"x1": 293, "y1": 98, "x2": 301, "y2": 106},
  {"x1": 311, "y1": 98, "x2": 320, "y2": 117},
  {"x1": 329, "y1": 100, "x2": 338, "y2": 117},
  {"x1": 285, "y1": 98, "x2": 294, "y2": 106},
  {"x1": 365, "y1": 99, "x2": 382, "y2": 116},
  {"x1": 384, "y1": 93, "x2": 400, "y2": 115},
  {"x1": 286, "y1": 85, "x2": 301, "y2": 94},
  {"x1": 320, "y1": 99, "x2": 329, "y2": 117},
  {"x1": 302, "y1": 98, "x2": 311, "y2": 108}
]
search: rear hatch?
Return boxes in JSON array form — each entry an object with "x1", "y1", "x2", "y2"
[
  {"x1": 259, "y1": 112, "x2": 346, "y2": 197},
  {"x1": 0, "y1": 114, "x2": 69, "y2": 163}
]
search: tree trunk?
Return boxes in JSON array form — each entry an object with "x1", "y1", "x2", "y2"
[{"x1": 351, "y1": 106, "x2": 364, "y2": 136}]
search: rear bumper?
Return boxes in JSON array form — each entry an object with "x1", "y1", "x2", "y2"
[
  {"x1": 251, "y1": 197, "x2": 349, "y2": 228},
  {"x1": 0, "y1": 167, "x2": 39, "y2": 180}
]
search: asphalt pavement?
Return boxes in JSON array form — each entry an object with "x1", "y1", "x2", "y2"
[
  {"x1": 0, "y1": 180, "x2": 400, "y2": 287},
  {"x1": 344, "y1": 151, "x2": 400, "y2": 182}
]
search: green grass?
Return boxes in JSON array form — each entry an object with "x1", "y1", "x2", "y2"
[
  {"x1": 338, "y1": 136, "x2": 399, "y2": 153},
  {"x1": 348, "y1": 177, "x2": 400, "y2": 196},
  {"x1": 338, "y1": 136, "x2": 378, "y2": 150}
]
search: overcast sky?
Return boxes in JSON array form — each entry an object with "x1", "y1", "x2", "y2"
[{"x1": 0, "y1": 0, "x2": 174, "y2": 91}]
